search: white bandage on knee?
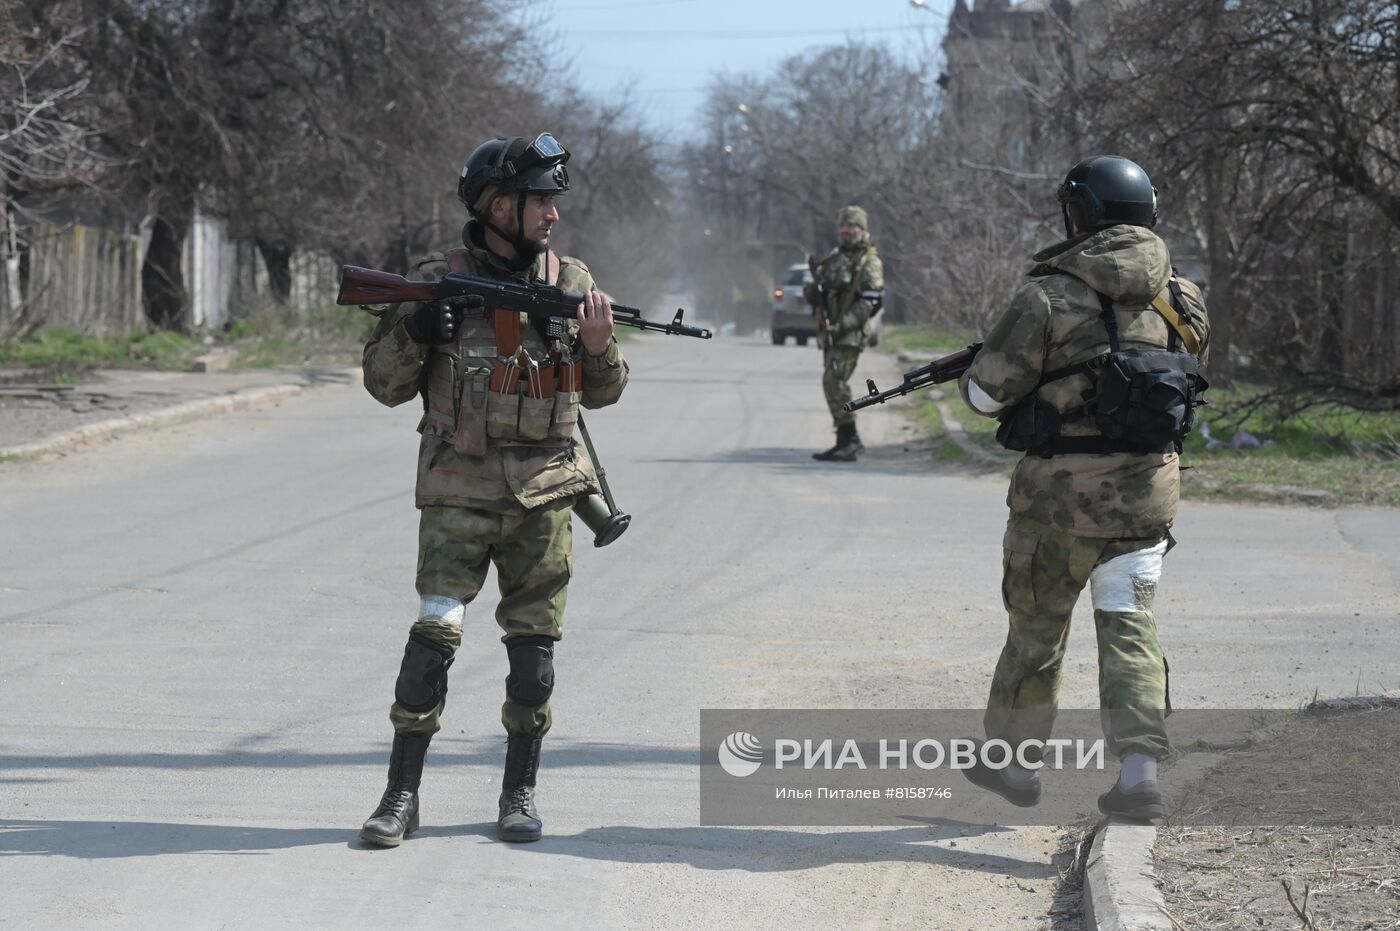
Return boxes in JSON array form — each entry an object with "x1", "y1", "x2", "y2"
[
  {"x1": 1089, "y1": 540, "x2": 1168, "y2": 613},
  {"x1": 966, "y1": 378, "x2": 1008, "y2": 415},
  {"x1": 418, "y1": 595, "x2": 465, "y2": 627}
]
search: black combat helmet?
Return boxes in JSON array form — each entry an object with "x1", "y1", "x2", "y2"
[
  {"x1": 457, "y1": 133, "x2": 571, "y2": 214},
  {"x1": 1056, "y1": 155, "x2": 1157, "y2": 238},
  {"x1": 457, "y1": 134, "x2": 571, "y2": 255}
]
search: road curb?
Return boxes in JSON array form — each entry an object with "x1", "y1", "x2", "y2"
[
  {"x1": 930, "y1": 393, "x2": 1006, "y2": 467},
  {"x1": 1083, "y1": 751, "x2": 1229, "y2": 930},
  {"x1": 1, "y1": 382, "x2": 309, "y2": 460},
  {"x1": 1083, "y1": 818, "x2": 1171, "y2": 931},
  {"x1": 891, "y1": 349, "x2": 1008, "y2": 467}
]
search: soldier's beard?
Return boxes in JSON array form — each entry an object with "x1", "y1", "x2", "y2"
[
  {"x1": 518, "y1": 234, "x2": 549, "y2": 257},
  {"x1": 508, "y1": 219, "x2": 549, "y2": 256}
]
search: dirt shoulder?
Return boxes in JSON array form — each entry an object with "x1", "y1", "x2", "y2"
[{"x1": 1155, "y1": 705, "x2": 1400, "y2": 929}]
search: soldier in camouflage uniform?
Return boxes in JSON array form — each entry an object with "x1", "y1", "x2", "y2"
[
  {"x1": 956, "y1": 156, "x2": 1210, "y2": 820},
  {"x1": 804, "y1": 206, "x2": 885, "y2": 462},
  {"x1": 357, "y1": 134, "x2": 628, "y2": 846}
]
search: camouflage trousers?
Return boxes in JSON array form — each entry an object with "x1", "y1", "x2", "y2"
[
  {"x1": 389, "y1": 498, "x2": 573, "y2": 740},
  {"x1": 822, "y1": 345, "x2": 863, "y2": 429},
  {"x1": 985, "y1": 515, "x2": 1172, "y2": 760}
]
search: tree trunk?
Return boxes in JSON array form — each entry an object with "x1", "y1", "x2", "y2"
[
  {"x1": 1319, "y1": 237, "x2": 1348, "y2": 374},
  {"x1": 142, "y1": 214, "x2": 189, "y2": 331},
  {"x1": 255, "y1": 238, "x2": 292, "y2": 303},
  {"x1": 1204, "y1": 175, "x2": 1234, "y2": 387}
]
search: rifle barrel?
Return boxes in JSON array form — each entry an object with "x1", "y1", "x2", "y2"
[{"x1": 841, "y1": 343, "x2": 983, "y2": 413}]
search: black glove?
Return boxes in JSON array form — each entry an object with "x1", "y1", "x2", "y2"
[{"x1": 403, "y1": 295, "x2": 485, "y2": 344}]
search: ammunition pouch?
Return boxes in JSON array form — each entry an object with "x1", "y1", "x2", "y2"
[
  {"x1": 995, "y1": 397, "x2": 1062, "y2": 453},
  {"x1": 484, "y1": 349, "x2": 583, "y2": 442},
  {"x1": 1091, "y1": 350, "x2": 1206, "y2": 448}
]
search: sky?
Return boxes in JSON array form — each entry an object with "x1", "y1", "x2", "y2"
[{"x1": 516, "y1": 0, "x2": 954, "y2": 137}]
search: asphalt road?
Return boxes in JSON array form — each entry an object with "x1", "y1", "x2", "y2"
[{"x1": 2, "y1": 333, "x2": 1397, "y2": 929}]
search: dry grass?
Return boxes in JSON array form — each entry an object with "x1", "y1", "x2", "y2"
[{"x1": 1156, "y1": 708, "x2": 1400, "y2": 929}]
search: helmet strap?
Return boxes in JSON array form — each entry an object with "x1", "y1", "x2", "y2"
[
  {"x1": 479, "y1": 191, "x2": 536, "y2": 261},
  {"x1": 514, "y1": 191, "x2": 531, "y2": 253},
  {"x1": 1062, "y1": 205, "x2": 1074, "y2": 239}
]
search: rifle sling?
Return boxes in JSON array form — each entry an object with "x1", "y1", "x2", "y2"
[{"x1": 1151, "y1": 286, "x2": 1201, "y2": 355}]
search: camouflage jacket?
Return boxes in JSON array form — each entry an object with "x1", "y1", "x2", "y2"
[
  {"x1": 362, "y1": 222, "x2": 629, "y2": 512},
  {"x1": 804, "y1": 238, "x2": 884, "y2": 349},
  {"x1": 959, "y1": 225, "x2": 1210, "y2": 538}
]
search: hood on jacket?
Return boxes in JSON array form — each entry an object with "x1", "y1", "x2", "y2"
[{"x1": 1029, "y1": 224, "x2": 1171, "y2": 304}]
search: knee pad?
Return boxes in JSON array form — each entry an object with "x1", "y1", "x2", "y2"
[
  {"x1": 395, "y1": 635, "x2": 455, "y2": 713},
  {"x1": 504, "y1": 636, "x2": 555, "y2": 708}
]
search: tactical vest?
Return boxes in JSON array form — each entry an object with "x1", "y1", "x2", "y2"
[
  {"x1": 996, "y1": 278, "x2": 1209, "y2": 457},
  {"x1": 420, "y1": 249, "x2": 584, "y2": 457},
  {"x1": 817, "y1": 244, "x2": 878, "y2": 316}
]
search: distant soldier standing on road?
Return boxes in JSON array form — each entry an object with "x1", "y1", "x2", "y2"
[
  {"x1": 805, "y1": 205, "x2": 884, "y2": 462},
  {"x1": 956, "y1": 156, "x2": 1210, "y2": 820},
  {"x1": 357, "y1": 133, "x2": 628, "y2": 846}
]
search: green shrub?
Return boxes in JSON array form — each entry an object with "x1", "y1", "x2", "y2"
[{"x1": 0, "y1": 329, "x2": 199, "y2": 370}]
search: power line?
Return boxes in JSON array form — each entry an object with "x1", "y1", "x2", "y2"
[
  {"x1": 566, "y1": 24, "x2": 930, "y2": 40},
  {"x1": 546, "y1": 0, "x2": 705, "y2": 11},
  {"x1": 627, "y1": 86, "x2": 710, "y2": 94}
]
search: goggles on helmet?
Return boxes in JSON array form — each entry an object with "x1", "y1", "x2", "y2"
[{"x1": 502, "y1": 133, "x2": 570, "y2": 180}]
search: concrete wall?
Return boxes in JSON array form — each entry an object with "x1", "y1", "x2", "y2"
[
  {"x1": 0, "y1": 206, "x2": 334, "y2": 335},
  {"x1": 15, "y1": 219, "x2": 146, "y2": 335}
]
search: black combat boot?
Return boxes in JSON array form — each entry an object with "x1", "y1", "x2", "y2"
[
  {"x1": 813, "y1": 424, "x2": 855, "y2": 461},
  {"x1": 360, "y1": 734, "x2": 430, "y2": 847},
  {"x1": 827, "y1": 425, "x2": 864, "y2": 462},
  {"x1": 960, "y1": 754, "x2": 1042, "y2": 808},
  {"x1": 1097, "y1": 780, "x2": 1163, "y2": 821},
  {"x1": 497, "y1": 733, "x2": 543, "y2": 843}
]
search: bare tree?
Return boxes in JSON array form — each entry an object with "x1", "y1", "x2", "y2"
[
  {"x1": 683, "y1": 40, "x2": 1068, "y2": 333},
  {"x1": 0, "y1": 4, "x2": 114, "y2": 332},
  {"x1": 683, "y1": 45, "x2": 950, "y2": 328},
  {"x1": 1063, "y1": 0, "x2": 1399, "y2": 405},
  {"x1": 208, "y1": 0, "x2": 542, "y2": 294},
  {"x1": 17, "y1": 0, "x2": 543, "y2": 329},
  {"x1": 543, "y1": 90, "x2": 676, "y2": 308}
]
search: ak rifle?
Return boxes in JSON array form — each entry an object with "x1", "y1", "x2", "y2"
[
  {"x1": 337, "y1": 265, "x2": 712, "y2": 339},
  {"x1": 807, "y1": 254, "x2": 837, "y2": 370},
  {"x1": 844, "y1": 343, "x2": 983, "y2": 413}
]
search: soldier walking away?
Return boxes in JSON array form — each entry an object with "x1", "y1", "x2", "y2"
[
  {"x1": 955, "y1": 156, "x2": 1210, "y2": 820},
  {"x1": 357, "y1": 133, "x2": 628, "y2": 845},
  {"x1": 805, "y1": 205, "x2": 884, "y2": 462}
]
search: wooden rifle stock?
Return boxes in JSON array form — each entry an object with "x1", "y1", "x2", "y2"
[
  {"x1": 336, "y1": 266, "x2": 440, "y2": 306},
  {"x1": 922, "y1": 344, "x2": 979, "y2": 384}
]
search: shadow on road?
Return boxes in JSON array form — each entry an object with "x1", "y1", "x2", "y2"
[
  {"x1": 639, "y1": 442, "x2": 1007, "y2": 479},
  {"x1": 0, "y1": 817, "x2": 1048, "y2": 878},
  {"x1": 0, "y1": 741, "x2": 701, "y2": 773},
  {"x1": 518, "y1": 820, "x2": 1054, "y2": 879},
  {"x1": 0, "y1": 819, "x2": 351, "y2": 859}
]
